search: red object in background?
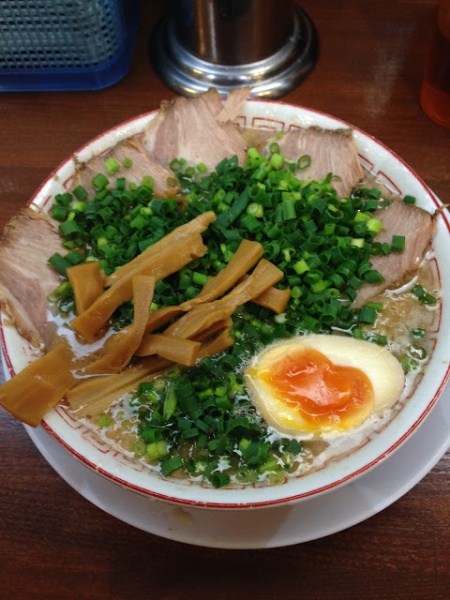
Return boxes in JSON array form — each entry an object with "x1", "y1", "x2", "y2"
[{"x1": 420, "y1": 0, "x2": 450, "y2": 128}]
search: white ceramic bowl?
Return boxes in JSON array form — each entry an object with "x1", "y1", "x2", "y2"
[{"x1": 2, "y1": 100, "x2": 450, "y2": 510}]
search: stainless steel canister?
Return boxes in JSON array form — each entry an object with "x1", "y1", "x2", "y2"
[{"x1": 151, "y1": 0, "x2": 318, "y2": 97}]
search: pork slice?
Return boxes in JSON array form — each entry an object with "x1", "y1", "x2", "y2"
[
  {"x1": 216, "y1": 87, "x2": 251, "y2": 122},
  {"x1": 74, "y1": 137, "x2": 177, "y2": 198},
  {"x1": 0, "y1": 208, "x2": 65, "y2": 349},
  {"x1": 353, "y1": 199, "x2": 436, "y2": 308},
  {"x1": 141, "y1": 88, "x2": 248, "y2": 172},
  {"x1": 270, "y1": 127, "x2": 364, "y2": 198}
]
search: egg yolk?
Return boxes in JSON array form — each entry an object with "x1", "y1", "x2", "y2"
[{"x1": 259, "y1": 346, "x2": 375, "y2": 430}]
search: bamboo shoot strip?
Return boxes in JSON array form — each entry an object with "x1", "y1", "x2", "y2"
[
  {"x1": 197, "y1": 328, "x2": 234, "y2": 359},
  {"x1": 85, "y1": 275, "x2": 155, "y2": 374},
  {"x1": 134, "y1": 333, "x2": 201, "y2": 366},
  {"x1": 67, "y1": 261, "x2": 106, "y2": 314},
  {"x1": 0, "y1": 339, "x2": 77, "y2": 427},
  {"x1": 144, "y1": 305, "x2": 186, "y2": 335},
  {"x1": 67, "y1": 356, "x2": 171, "y2": 417},
  {"x1": 71, "y1": 234, "x2": 207, "y2": 340},
  {"x1": 192, "y1": 318, "x2": 233, "y2": 342},
  {"x1": 105, "y1": 211, "x2": 217, "y2": 287},
  {"x1": 251, "y1": 285, "x2": 291, "y2": 314}
]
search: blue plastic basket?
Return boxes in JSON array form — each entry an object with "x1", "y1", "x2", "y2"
[{"x1": 0, "y1": 0, "x2": 141, "y2": 91}]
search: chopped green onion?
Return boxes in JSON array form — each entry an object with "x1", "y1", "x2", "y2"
[
  {"x1": 208, "y1": 471, "x2": 231, "y2": 488},
  {"x1": 247, "y1": 202, "x2": 264, "y2": 218},
  {"x1": 293, "y1": 258, "x2": 309, "y2": 275},
  {"x1": 269, "y1": 141, "x2": 280, "y2": 154},
  {"x1": 73, "y1": 185, "x2": 88, "y2": 201},
  {"x1": 366, "y1": 218, "x2": 382, "y2": 234},
  {"x1": 366, "y1": 302, "x2": 383, "y2": 311},
  {"x1": 371, "y1": 334, "x2": 388, "y2": 345},
  {"x1": 270, "y1": 153, "x2": 284, "y2": 169},
  {"x1": 364, "y1": 269, "x2": 385, "y2": 284},
  {"x1": 358, "y1": 305, "x2": 377, "y2": 324},
  {"x1": 91, "y1": 173, "x2": 109, "y2": 191},
  {"x1": 412, "y1": 284, "x2": 437, "y2": 305},
  {"x1": 391, "y1": 235, "x2": 405, "y2": 252},
  {"x1": 402, "y1": 356, "x2": 419, "y2": 372},
  {"x1": 296, "y1": 154, "x2": 311, "y2": 170},
  {"x1": 350, "y1": 238, "x2": 365, "y2": 248},
  {"x1": 411, "y1": 328, "x2": 426, "y2": 338},
  {"x1": 141, "y1": 175, "x2": 154, "y2": 188},
  {"x1": 48, "y1": 253, "x2": 77, "y2": 276},
  {"x1": 192, "y1": 271, "x2": 208, "y2": 286},
  {"x1": 105, "y1": 157, "x2": 120, "y2": 175},
  {"x1": 146, "y1": 441, "x2": 169, "y2": 461},
  {"x1": 50, "y1": 204, "x2": 68, "y2": 221},
  {"x1": 163, "y1": 385, "x2": 177, "y2": 420},
  {"x1": 161, "y1": 455, "x2": 184, "y2": 477},
  {"x1": 59, "y1": 221, "x2": 83, "y2": 237},
  {"x1": 311, "y1": 278, "x2": 331, "y2": 294}
]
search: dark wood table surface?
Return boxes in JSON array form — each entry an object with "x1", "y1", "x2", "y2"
[{"x1": 1, "y1": 1, "x2": 449, "y2": 598}]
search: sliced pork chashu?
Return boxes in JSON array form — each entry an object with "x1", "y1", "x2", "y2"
[
  {"x1": 269, "y1": 127, "x2": 364, "y2": 198},
  {"x1": 141, "y1": 88, "x2": 250, "y2": 172},
  {"x1": 216, "y1": 86, "x2": 250, "y2": 123},
  {"x1": 74, "y1": 137, "x2": 177, "y2": 197},
  {"x1": 0, "y1": 208, "x2": 65, "y2": 349},
  {"x1": 353, "y1": 199, "x2": 436, "y2": 308}
]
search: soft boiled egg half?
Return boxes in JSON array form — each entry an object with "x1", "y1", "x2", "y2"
[{"x1": 245, "y1": 334, "x2": 405, "y2": 440}]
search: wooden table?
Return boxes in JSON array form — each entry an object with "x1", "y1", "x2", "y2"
[{"x1": 1, "y1": 1, "x2": 449, "y2": 598}]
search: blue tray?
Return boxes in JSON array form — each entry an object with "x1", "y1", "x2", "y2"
[{"x1": 0, "y1": 0, "x2": 141, "y2": 91}]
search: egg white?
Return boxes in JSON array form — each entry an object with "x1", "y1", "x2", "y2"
[{"x1": 245, "y1": 334, "x2": 405, "y2": 440}]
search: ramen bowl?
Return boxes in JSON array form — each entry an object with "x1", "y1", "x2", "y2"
[{"x1": 1, "y1": 99, "x2": 449, "y2": 509}]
